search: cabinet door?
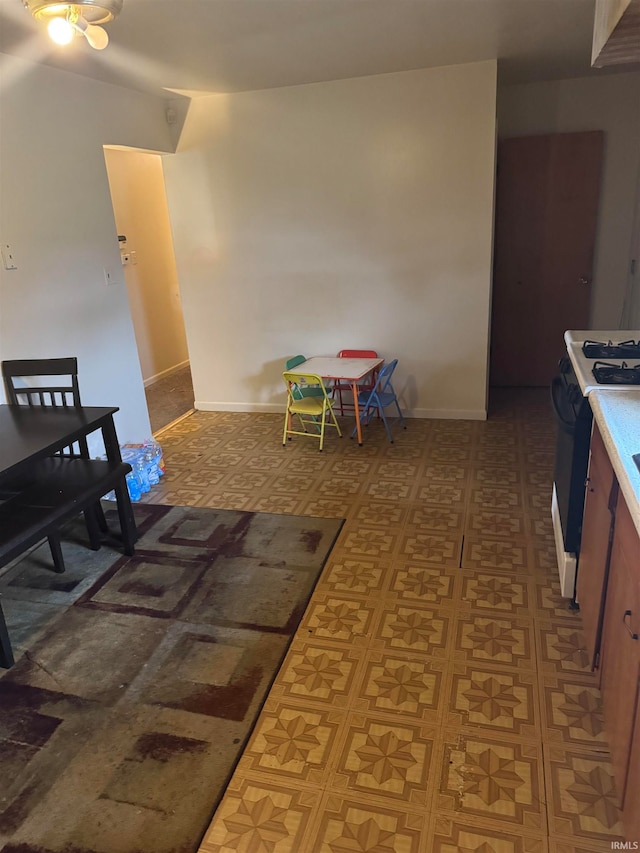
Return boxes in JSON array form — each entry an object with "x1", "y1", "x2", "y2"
[
  {"x1": 577, "y1": 423, "x2": 617, "y2": 669},
  {"x1": 600, "y1": 494, "x2": 640, "y2": 802},
  {"x1": 622, "y1": 676, "x2": 640, "y2": 840}
]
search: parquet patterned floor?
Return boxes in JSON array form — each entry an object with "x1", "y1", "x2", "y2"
[{"x1": 142, "y1": 389, "x2": 624, "y2": 853}]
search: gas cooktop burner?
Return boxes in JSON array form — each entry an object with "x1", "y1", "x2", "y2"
[
  {"x1": 592, "y1": 361, "x2": 640, "y2": 385},
  {"x1": 582, "y1": 339, "x2": 640, "y2": 359}
]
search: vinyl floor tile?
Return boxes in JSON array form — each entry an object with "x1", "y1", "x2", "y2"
[
  {"x1": 144, "y1": 390, "x2": 628, "y2": 852},
  {"x1": 544, "y1": 745, "x2": 625, "y2": 841},
  {"x1": 458, "y1": 569, "x2": 534, "y2": 616},
  {"x1": 446, "y1": 661, "x2": 540, "y2": 739},
  {"x1": 269, "y1": 640, "x2": 365, "y2": 709},
  {"x1": 328, "y1": 712, "x2": 439, "y2": 806},
  {"x1": 539, "y1": 673, "x2": 609, "y2": 748},
  {"x1": 386, "y1": 563, "x2": 461, "y2": 608},
  {"x1": 428, "y1": 815, "x2": 548, "y2": 852},
  {"x1": 437, "y1": 729, "x2": 546, "y2": 831}
]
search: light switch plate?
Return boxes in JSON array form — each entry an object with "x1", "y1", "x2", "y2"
[{"x1": 2, "y1": 243, "x2": 17, "y2": 270}]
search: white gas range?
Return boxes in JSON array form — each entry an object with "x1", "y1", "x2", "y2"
[
  {"x1": 564, "y1": 329, "x2": 640, "y2": 394},
  {"x1": 552, "y1": 330, "x2": 640, "y2": 598}
]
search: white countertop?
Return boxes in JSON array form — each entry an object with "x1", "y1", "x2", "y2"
[{"x1": 589, "y1": 389, "x2": 640, "y2": 538}]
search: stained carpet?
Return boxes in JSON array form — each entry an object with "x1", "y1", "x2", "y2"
[{"x1": 0, "y1": 503, "x2": 343, "y2": 853}]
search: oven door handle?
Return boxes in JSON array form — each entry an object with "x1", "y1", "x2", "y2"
[{"x1": 550, "y1": 376, "x2": 576, "y2": 435}]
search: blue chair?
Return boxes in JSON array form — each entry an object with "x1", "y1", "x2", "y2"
[{"x1": 351, "y1": 359, "x2": 406, "y2": 443}]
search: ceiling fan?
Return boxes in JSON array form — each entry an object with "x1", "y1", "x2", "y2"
[{"x1": 22, "y1": 0, "x2": 123, "y2": 50}]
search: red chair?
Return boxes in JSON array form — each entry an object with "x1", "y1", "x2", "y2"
[{"x1": 332, "y1": 349, "x2": 380, "y2": 416}]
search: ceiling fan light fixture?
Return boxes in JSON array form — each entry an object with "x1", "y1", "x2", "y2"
[
  {"x1": 72, "y1": 14, "x2": 109, "y2": 49},
  {"x1": 23, "y1": 0, "x2": 122, "y2": 48}
]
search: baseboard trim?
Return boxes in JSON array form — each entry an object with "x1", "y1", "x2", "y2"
[
  {"x1": 195, "y1": 401, "x2": 487, "y2": 420},
  {"x1": 144, "y1": 360, "x2": 190, "y2": 388},
  {"x1": 196, "y1": 401, "x2": 279, "y2": 414},
  {"x1": 153, "y1": 408, "x2": 196, "y2": 438},
  {"x1": 410, "y1": 407, "x2": 487, "y2": 421}
]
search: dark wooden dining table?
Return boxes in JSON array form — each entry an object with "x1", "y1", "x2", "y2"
[{"x1": 0, "y1": 404, "x2": 138, "y2": 667}]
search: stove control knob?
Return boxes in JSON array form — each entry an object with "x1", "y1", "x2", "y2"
[{"x1": 558, "y1": 357, "x2": 571, "y2": 373}]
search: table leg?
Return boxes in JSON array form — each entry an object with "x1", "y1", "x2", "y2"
[
  {"x1": 352, "y1": 382, "x2": 363, "y2": 445},
  {"x1": 101, "y1": 415, "x2": 138, "y2": 551},
  {"x1": 114, "y1": 481, "x2": 137, "y2": 556}
]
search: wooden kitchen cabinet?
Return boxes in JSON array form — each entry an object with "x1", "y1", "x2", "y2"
[
  {"x1": 599, "y1": 492, "x2": 640, "y2": 815},
  {"x1": 577, "y1": 423, "x2": 618, "y2": 669},
  {"x1": 624, "y1": 682, "x2": 640, "y2": 841}
]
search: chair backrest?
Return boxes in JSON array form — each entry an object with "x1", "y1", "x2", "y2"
[
  {"x1": 284, "y1": 356, "x2": 319, "y2": 400},
  {"x1": 338, "y1": 349, "x2": 378, "y2": 359},
  {"x1": 2, "y1": 358, "x2": 81, "y2": 408},
  {"x1": 370, "y1": 358, "x2": 398, "y2": 396},
  {"x1": 285, "y1": 354, "x2": 307, "y2": 370},
  {"x1": 283, "y1": 372, "x2": 328, "y2": 403},
  {"x1": 2, "y1": 357, "x2": 87, "y2": 457}
]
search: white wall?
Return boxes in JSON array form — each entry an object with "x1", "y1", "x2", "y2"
[
  {"x1": 104, "y1": 148, "x2": 190, "y2": 385},
  {"x1": 498, "y1": 72, "x2": 640, "y2": 331},
  {"x1": 163, "y1": 62, "x2": 498, "y2": 419},
  {"x1": 0, "y1": 53, "x2": 175, "y2": 448}
]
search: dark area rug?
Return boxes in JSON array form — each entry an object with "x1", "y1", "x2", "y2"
[{"x1": 0, "y1": 504, "x2": 343, "y2": 853}]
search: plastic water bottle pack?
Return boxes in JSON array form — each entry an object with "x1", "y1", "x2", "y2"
[{"x1": 104, "y1": 439, "x2": 165, "y2": 501}]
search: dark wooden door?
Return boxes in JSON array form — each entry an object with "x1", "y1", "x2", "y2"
[{"x1": 490, "y1": 131, "x2": 604, "y2": 387}]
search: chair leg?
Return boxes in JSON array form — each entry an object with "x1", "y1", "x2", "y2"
[
  {"x1": 332, "y1": 384, "x2": 343, "y2": 416},
  {"x1": 83, "y1": 506, "x2": 102, "y2": 551},
  {"x1": 319, "y1": 405, "x2": 326, "y2": 451},
  {"x1": 352, "y1": 404, "x2": 374, "y2": 437},
  {"x1": 96, "y1": 501, "x2": 108, "y2": 532},
  {"x1": 329, "y1": 404, "x2": 342, "y2": 437},
  {"x1": 47, "y1": 534, "x2": 66, "y2": 574},
  {"x1": 282, "y1": 409, "x2": 290, "y2": 446},
  {"x1": 379, "y1": 407, "x2": 393, "y2": 442},
  {"x1": 0, "y1": 600, "x2": 14, "y2": 668}
]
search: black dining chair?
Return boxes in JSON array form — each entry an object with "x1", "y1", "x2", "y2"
[{"x1": 1, "y1": 357, "x2": 107, "y2": 572}]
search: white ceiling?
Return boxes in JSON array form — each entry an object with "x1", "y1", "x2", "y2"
[{"x1": 0, "y1": 0, "x2": 638, "y2": 98}]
